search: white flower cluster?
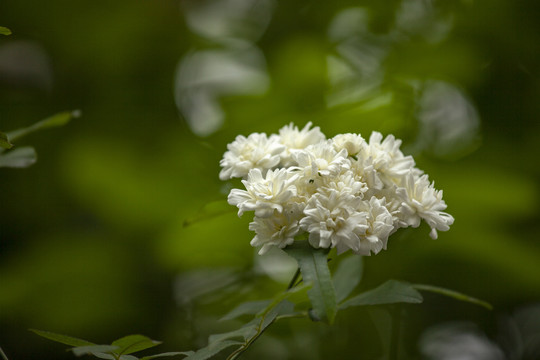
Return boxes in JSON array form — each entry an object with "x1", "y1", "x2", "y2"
[{"x1": 220, "y1": 123, "x2": 454, "y2": 256}]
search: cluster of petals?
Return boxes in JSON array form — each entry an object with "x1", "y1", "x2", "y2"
[{"x1": 221, "y1": 122, "x2": 454, "y2": 255}]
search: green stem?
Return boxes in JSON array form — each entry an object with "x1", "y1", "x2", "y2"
[
  {"x1": 0, "y1": 346, "x2": 9, "y2": 360},
  {"x1": 287, "y1": 267, "x2": 301, "y2": 290}
]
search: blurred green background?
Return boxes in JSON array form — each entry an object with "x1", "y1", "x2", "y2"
[{"x1": 1, "y1": 0, "x2": 539, "y2": 359}]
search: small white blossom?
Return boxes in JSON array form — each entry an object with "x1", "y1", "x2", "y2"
[
  {"x1": 219, "y1": 132, "x2": 285, "y2": 180},
  {"x1": 349, "y1": 197, "x2": 395, "y2": 256},
  {"x1": 249, "y1": 203, "x2": 304, "y2": 255},
  {"x1": 400, "y1": 171, "x2": 455, "y2": 239},
  {"x1": 300, "y1": 190, "x2": 368, "y2": 252},
  {"x1": 293, "y1": 140, "x2": 351, "y2": 179},
  {"x1": 332, "y1": 133, "x2": 367, "y2": 157},
  {"x1": 364, "y1": 132, "x2": 418, "y2": 186},
  {"x1": 228, "y1": 168, "x2": 299, "y2": 218},
  {"x1": 278, "y1": 122, "x2": 326, "y2": 166}
]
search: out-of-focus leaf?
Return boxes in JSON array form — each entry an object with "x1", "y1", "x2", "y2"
[
  {"x1": 0, "y1": 26, "x2": 11, "y2": 35},
  {"x1": 413, "y1": 284, "x2": 492, "y2": 310},
  {"x1": 208, "y1": 320, "x2": 258, "y2": 344},
  {"x1": 340, "y1": 280, "x2": 423, "y2": 309},
  {"x1": 333, "y1": 255, "x2": 363, "y2": 303},
  {"x1": 111, "y1": 335, "x2": 162, "y2": 355},
  {"x1": 285, "y1": 242, "x2": 337, "y2": 324},
  {"x1": 0, "y1": 131, "x2": 13, "y2": 149},
  {"x1": 71, "y1": 345, "x2": 118, "y2": 356},
  {"x1": 30, "y1": 329, "x2": 95, "y2": 347},
  {"x1": 140, "y1": 352, "x2": 192, "y2": 360},
  {"x1": 0, "y1": 147, "x2": 36, "y2": 168},
  {"x1": 7, "y1": 110, "x2": 80, "y2": 142},
  {"x1": 183, "y1": 200, "x2": 235, "y2": 227},
  {"x1": 183, "y1": 340, "x2": 243, "y2": 360},
  {"x1": 220, "y1": 300, "x2": 272, "y2": 321}
]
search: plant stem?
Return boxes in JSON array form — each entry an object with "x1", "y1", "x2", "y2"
[
  {"x1": 0, "y1": 347, "x2": 9, "y2": 360},
  {"x1": 287, "y1": 267, "x2": 301, "y2": 290}
]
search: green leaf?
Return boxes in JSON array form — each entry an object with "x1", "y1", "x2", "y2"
[
  {"x1": 111, "y1": 335, "x2": 161, "y2": 355},
  {"x1": 7, "y1": 110, "x2": 80, "y2": 142},
  {"x1": 284, "y1": 242, "x2": 337, "y2": 324},
  {"x1": 0, "y1": 27, "x2": 11, "y2": 35},
  {"x1": 220, "y1": 300, "x2": 272, "y2": 321},
  {"x1": 333, "y1": 255, "x2": 363, "y2": 303},
  {"x1": 208, "y1": 320, "x2": 258, "y2": 344},
  {"x1": 0, "y1": 131, "x2": 13, "y2": 149},
  {"x1": 412, "y1": 284, "x2": 493, "y2": 310},
  {"x1": 30, "y1": 329, "x2": 95, "y2": 347},
  {"x1": 71, "y1": 349, "x2": 138, "y2": 360},
  {"x1": 71, "y1": 345, "x2": 118, "y2": 356},
  {"x1": 0, "y1": 147, "x2": 36, "y2": 168},
  {"x1": 340, "y1": 280, "x2": 423, "y2": 309},
  {"x1": 140, "y1": 352, "x2": 193, "y2": 360},
  {"x1": 183, "y1": 340, "x2": 243, "y2": 360}
]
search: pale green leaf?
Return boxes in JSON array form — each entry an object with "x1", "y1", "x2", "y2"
[
  {"x1": 30, "y1": 329, "x2": 95, "y2": 347},
  {"x1": 183, "y1": 340, "x2": 243, "y2": 360},
  {"x1": 285, "y1": 242, "x2": 337, "y2": 324},
  {"x1": 0, "y1": 131, "x2": 13, "y2": 149},
  {"x1": 413, "y1": 284, "x2": 493, "y2": 310},
  {"x1": 208, "y1": 320, "x2": 258, "y2": 344},
  {"x1": 340, "y1": 280, "x2": 423, "y2": 309},
  {"x1": 7, "y1": 110, "x2": 80, "y2": 142},
  {"x1": 333, "y1": 255, "x2": 363, "y2": 303},
  {"x1": 0, "y1": 27, "x2": 11, "y2": 35},
  {"x1": 0, "y1": 147, "x2": 36, "y2": 168},
  {"x1": 71, "y1": 345, "x2": 118, "y2": 356},
  {"x1": 140, "y1": 352, "x2": 193, "y2": 360},
  {"x1": 220, "y1": 300, "x2": 271, "y2": 321},
  {"x1": 111, "y1": 335, "x2": 162, "y2": 355}
]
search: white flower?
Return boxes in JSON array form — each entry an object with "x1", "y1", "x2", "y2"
[
  {"x1": 400, "y1": 171, "x2": 455, "y2": 239},
  {"x1": 249, "y1": 203, "x2": 303, "y2": 255},
  {"x1": 346, "y1": 197, "x2": 395, "y2": 256},
  {"x1": 332, "y1": 133, "x2": 367, "y2": 157},
  {"x1": 363, "y1": 131, "x2": 418, "y2": 186},
  {"x1": 318, "y1": 170, "x2": 367, "y2": 199},
  {"x1": 278, "y1": 122, "x2": 326, "y2": 166},
  {"x1": 293, "y1": 140, "x2": 351, "y2": 179},
  {"x1": 228, "y1": 168, "x2": 299, "y2": 218},
  {"x1": 220, "y1": 123, "x2": 454, "y2": 256},
  {"x1": 300, "y1": 190, "x2": 368, "y2": 252},
  {"x1": 219, "y1": 132, "x2": 285, "y2": 180}
]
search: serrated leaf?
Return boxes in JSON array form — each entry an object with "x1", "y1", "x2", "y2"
[
  {"x1": 0, "y1": 131, "x2": 13, "y2": 149},
  {"x1": 208, "y1": 320, "x2": 258, "y2": 344},
  {"x1": 412, "y1": 284, "x2": 493, "y2": 310},
  {"x1": 0, "y1": 27, "x2": 11, "y2": 35},
  {"x1": 0, "y1": 147, "x2": 36, "y2": 168},
  {"x1": 30, "y1": 329, "x2": 95, "y2": 347},
  {"x1": 183, "y1": 340, "x2": 243, "y2": 360},
  {"x1": 71, "y1": 345, "x2": 118, "y2": 356},
  {"x1": 340, "y1": 280, "x2": 423, "y2": 310},
  {"x1": 333, "y1": 255, "x2": 363, "y2": 303},
  {"x1": 7, "y1": 110, "x2": 80, "y2": 142},
  {"x1": 140, "y1": 352, "x2": 193, "y2": 360},
  {"x1": 220, "y1": 300, "x2": 272, "y2": 321},
  {"x1": 111, "y1": 335, "x2": 161, "y2": 355},
  {"x1": 285, "y1": 242, "x2": 337, "y2": 324}
]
